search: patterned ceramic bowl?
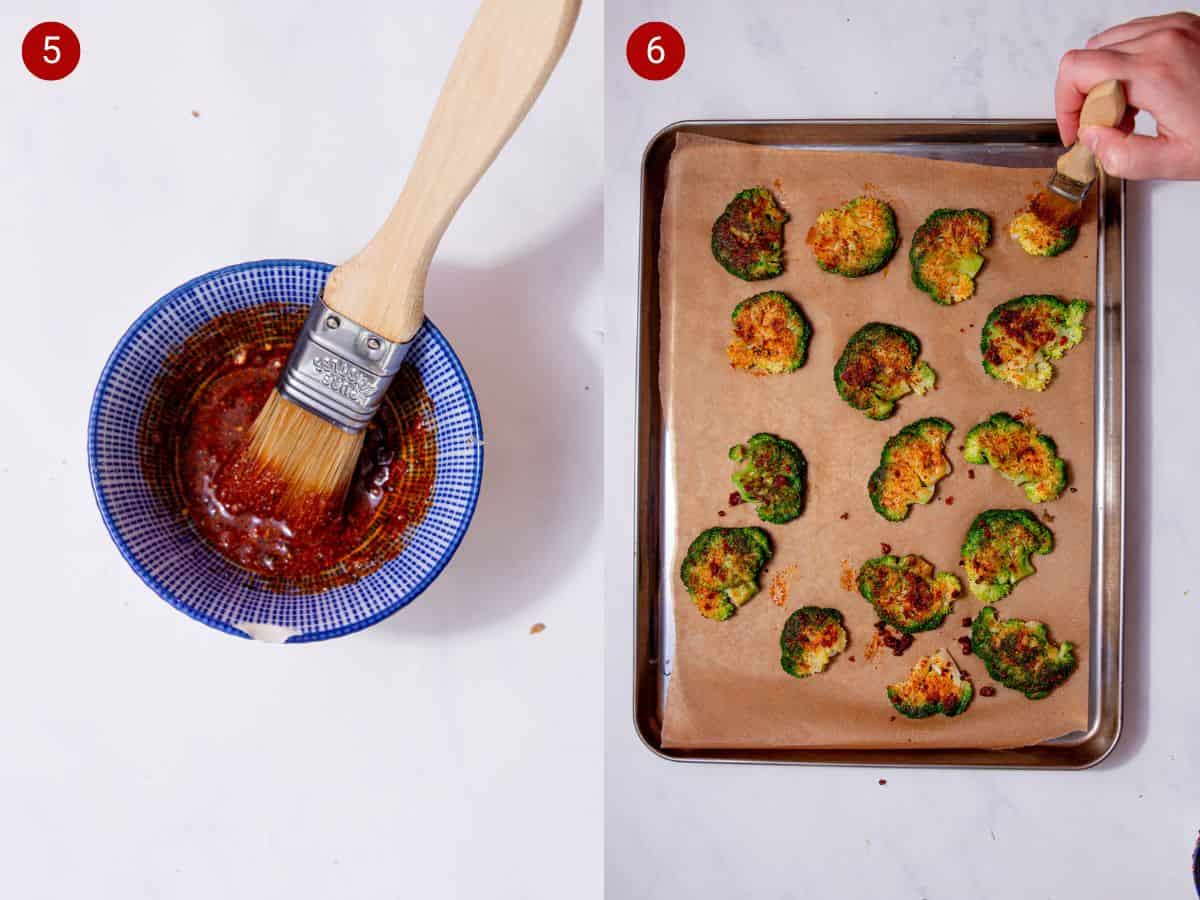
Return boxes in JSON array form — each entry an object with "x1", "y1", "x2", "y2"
[{"x1": 88, "y1": 260, "x2": 483, "y2": 642}]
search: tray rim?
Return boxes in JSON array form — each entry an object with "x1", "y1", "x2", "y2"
[{"x1": 632, "y1": 118, "x2": 1125, "y2": 769}]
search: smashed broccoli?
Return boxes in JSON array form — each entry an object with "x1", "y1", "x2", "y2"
[
  {"x1": 961, "y1": 509, "x2": 1054, "y2": 602},
  {"x1": 909, "y1": 208, "x2": 991, "y2": 305},
  {"x1": 963, "y1": 412, "x2": 1067, "y2": 503},
  {"x1": 729, "y1": 433, "x2": 807, "y2": 524},
  {"x1": 1008, "y1": 209, "x2": 1079, "y2": 258},
  {"x1": 810, "y1": 196, "x2": 899, "y2": 277},
  {"x1": 971, "y1": 606, "x2": 1078, "y2": 699},
  {"x1": 887, "y1": 649, "x2": 974, "y2": 718},
  {"x1": 857, "y1": 554, "x2": 962, "y2": 633},
  {"x1": 680, "y1": 527, "x2": 772, "y2": 621},
  {"x1": 834, "y1": 322, "x2": 937, "y2": 420},
  {"x1": 726, "y1": 291, "x2": 812, "y2": 375},
  {"x1": 780, "y1": 606, "x2": 848, "y2": 678},
  {"x1": 867, "y1": 417, "x2": 954, "y2": 522},
  {"x1": 711, "y1": 186, "x2": 789, "y2": 280},
  {"x1": 981, "y1": 295, "x2": 1090, "y2": 391}
]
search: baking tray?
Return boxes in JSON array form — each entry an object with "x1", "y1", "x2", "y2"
[{"x1": 633, "y1": 120, "x2": 1124, "y2": 768}]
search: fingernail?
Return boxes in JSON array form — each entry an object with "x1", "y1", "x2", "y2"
[{"x1": 1079, "y1": 126, "x2": 1099, "y2": 151}]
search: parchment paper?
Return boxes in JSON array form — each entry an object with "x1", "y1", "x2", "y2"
[{"x1": 660, "y1": 134, "x2": 1096, "y2": 750}]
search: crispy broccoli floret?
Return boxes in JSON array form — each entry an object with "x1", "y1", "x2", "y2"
[
  {"x1": 887, "y1": 649, "x2": 974, "y2": 718},
  {"x1": 1008, "y1": 209, "x2": 1079, "y2": 258},
  {"x1": 867, "y1": 417, "x2": 953, "y2": 522},
  {"x1": 981, "y1": 295, "x2": 1090, "y2": 391},
  {"x1": 857, "y1": 554, "x2": 962, "y2": 633},
  {"x1": 909, "y1": 208, "x2": 992, "y2": 305},
  {"x1": 780, "y1": 606, "x2": 848, "y2": 678},
  {"x1": 711, "y1": 186, "x2": 789, "y2": 280},
  {"x1": 834, "y1": 322, "x2": 937, "y2": 420},
  {"x1": 680, "y1": 527, "x2": 772, "y2": 620},
  {"x1": 961, "y1": 509, "x2": 1054, "y2": 602},
  {"x1": 726, "y1": 291, "x2": 812, "y2": 375},
  {"x1": 963, "y1": 412, "x2": 1067, "y2": 503},
  {"x1": 971, "y1": 606, "x2": 1078, "y2": 699},
  {"x1": 729, "y1": 433, "x2": 807, "y2": 524},
  {"x1": 810, "y1": 196, "x2": 899, "y2": 277}
]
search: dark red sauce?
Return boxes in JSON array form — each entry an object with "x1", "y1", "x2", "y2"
[{"x1": 140, "y1": 306, "x2": 436, "y2": 591}]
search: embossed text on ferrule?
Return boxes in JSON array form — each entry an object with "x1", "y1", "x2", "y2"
[{"x1": 312, "y1": 356, "x2": 380, "y2": 408}]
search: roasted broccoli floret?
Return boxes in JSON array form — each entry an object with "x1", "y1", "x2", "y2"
[
  {"x1": 680, "y1": 527, "x2": 772, "y2": 621},
  {"x1": 971, "y1": 606, "x2": 1078, "y2": 699},
  {"x1": 711, "y1": 186, "x2": 789, "y2": 280},
  {"x1": 780, "y1": 606, "x2": 848, "y2": 678},
  {"x1": 729, "y1": 433, "x2": 807, "y2": 524},
  {"x1": 963, "y1": 412, "x2": 1067, "y2": 503},
  {"x1": 1008, "y1": 209, "x2": 1079, "y2": 258},
  {"x1": 726, "y1": 291, "x2": 812, "y2": 375},
  {"x1": 867, "y1": 417, "x2": 954, "y2": 522},
  {"x1": 834, "y1": 322, "x2": 937, "y2": 420},
  {"x1": 857, "y1": 554, "x2": 962, "y2": 633},
  {"x1": 909, "y1": 208, "x2": 992, "y2": 305},
  {"x1": 981, "y1": 295, "x2": 1090, "y2": 391},
  {"x1": 810, "y1": 196, "x2": 899, "y2": 277},
  {"x1": 961, "y1": 509, "x2": 1054, "y2": 602},
  {"x1": 887, "y1": 649, "x2": 974, "y2": 718}
]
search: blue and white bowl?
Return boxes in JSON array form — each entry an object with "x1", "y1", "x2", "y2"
[{"x1": 88, "y1": 259, "x2": 483, "y2": 642}]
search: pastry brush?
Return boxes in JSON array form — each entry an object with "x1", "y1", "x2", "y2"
[
  {"x1": 243, "y1": 0, "x2": 581, "y2": 511},
  {"x1": 1030, "y1": 78, "x2": 1127, "y2": 228}
]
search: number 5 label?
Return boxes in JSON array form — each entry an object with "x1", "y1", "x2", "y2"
[
  {"x1": 22, "y1": 22, "x2": 80, "y2": 81},
  {"x1": 626, "y1": 22, "x2": 684, "y2": 81}
]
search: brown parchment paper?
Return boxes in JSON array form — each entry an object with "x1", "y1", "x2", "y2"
[{"x1": 660, "y1": 134, "x2": 1097, "y2": 750}]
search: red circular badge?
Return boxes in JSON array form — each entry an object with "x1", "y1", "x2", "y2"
[
  {"x1": 626, "y1": 22, "x2": 684, "y2": 81},
  {"x1": 22, "y1": 22, "x2": 80, "y2": 81}
]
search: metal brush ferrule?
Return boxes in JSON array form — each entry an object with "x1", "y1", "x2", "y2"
[
  {"x1": 1047, "y1": 168, "x2": 1092, "y2": 204},
  {"x1": 276, "y1": 298, "x2": 412, "y2": 433}
]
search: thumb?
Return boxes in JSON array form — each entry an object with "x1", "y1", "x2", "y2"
[{"x1": 1079, "y1": 125, "x2": 1184, "y2": 180}]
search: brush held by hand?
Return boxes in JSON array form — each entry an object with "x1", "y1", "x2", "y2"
[
  {"x1": 1056, "y1": 12, "x2": 1200, "y2": 180},
  {"x1": 240, "y1": 0, "x2": 581, "y2": 513}
]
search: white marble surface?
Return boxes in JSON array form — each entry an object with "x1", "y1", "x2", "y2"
[
  {"x1": 605, "y1": 1, "x2": 1199, "y2": 897},
  {"x1": 1, "y1": 2, "x2": 601, "y2": 898}
]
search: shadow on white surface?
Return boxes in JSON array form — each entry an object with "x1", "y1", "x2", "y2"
[
  {"x1": 1102, "y1": 180, "x2": 1151, "y2": 769},
  {"x1": 379, "y1": 195, "x2": 604, "y2": 634}
]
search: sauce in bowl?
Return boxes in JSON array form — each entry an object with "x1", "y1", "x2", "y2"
[{"x1": 140, "y1": 306, "x2": 436, "y2": 592}]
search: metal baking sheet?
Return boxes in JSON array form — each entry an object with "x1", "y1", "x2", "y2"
[{"x1": 633, "y1": 120, "x2": 1124, "y2": 768}]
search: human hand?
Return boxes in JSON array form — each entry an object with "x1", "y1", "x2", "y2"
[{"x1": 1056, "y1": 12, "x2": 1200, "y2": 180}]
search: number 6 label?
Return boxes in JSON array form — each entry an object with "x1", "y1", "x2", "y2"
[
  {"x1": 626, "y1": 22, "x2": 684, "y2": 81},
  {"x1": 22, "y1": 22, "x2": 80, "y2": 81}
]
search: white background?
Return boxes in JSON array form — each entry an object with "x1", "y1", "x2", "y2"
[
  {"x1": 1, "y1": 2, "x2": 601, "y2": 898},
  {"x1": 606, "y1": 1, "x2": 1199, "y2": 898}
]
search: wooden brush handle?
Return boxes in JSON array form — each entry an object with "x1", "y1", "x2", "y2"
[
  {"x1": 1056, "y1": 79, "x2": 1128, "y2": 183},
  {"x1": 324, "y1": 0, "x2": 581, "y2": 341}
]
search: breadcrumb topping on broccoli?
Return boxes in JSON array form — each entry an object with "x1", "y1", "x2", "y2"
[
  {"x1": 810, "y1": 196, "x2": 898, "y2": 277},
  {"x1": 780, "y1": 606, "x2": 848, "y2": 678},
  {"x1": 729, "y1": 433, "x2": 807, "y2": 524},
  {"x1": 680, "y1": 527, "x2": 772, "y2": 620},
  {"x1": 887, "y1": 649, "x2": 974, "y2": 718},
  {"x1": 1008, "y1": 209, "x2": 1079, "y2": 257},
  {"x1": 963, "y1": 412, "x2": 1067, "y2": 502},
  {"x1": 858, "y1": 553, "x2": 962, "y2": 633},
  {"x1": 867, "y1": 418, "x2": 954, "y2": 522},
  {"x1": 980, "y1": 295, "x2": 1090, "y2": 391},
  {"x1": 971, "y1": 606, "x2": 1077, "y2": 699},
  {"x1": 961, "y1": 509, "x2": 1054, "y2": 602},
  {"x1": 910, "y1": 208, "x2": 991, "y2": 304},
  {"x1": 711, "y1": 186, "x2": 789, "y2": 280},
  {"x1": 726, "y1": 291, "x2": 812, "y2": 375},
  {"x1": 834, "y1": 322, "x2": 936, "y2": 420}
]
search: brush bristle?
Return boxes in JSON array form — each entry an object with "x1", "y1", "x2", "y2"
[
  {"x1": 1029, "y1": 189, "x2": 1082, "y2": 229},
  {"x1": 243, "y1": 390, "x2": 364, "y2": 509}
]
